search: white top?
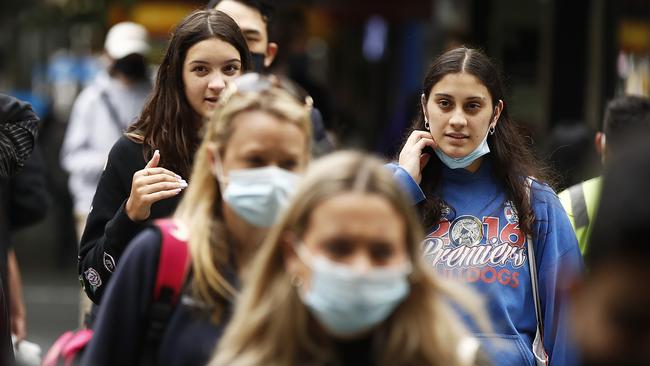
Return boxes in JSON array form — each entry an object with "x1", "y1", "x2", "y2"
[{"x1": 61, "y1": 70, "x2": 150, "y2": 215}]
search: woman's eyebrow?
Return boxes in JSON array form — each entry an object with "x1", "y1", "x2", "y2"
[{"x1": 188, "y1": 58, "x2": 242, "y2": 65}]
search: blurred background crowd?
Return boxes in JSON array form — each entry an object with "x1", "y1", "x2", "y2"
[{"x1": 0, "y1": 0, "x2": 649, "y2": 359}]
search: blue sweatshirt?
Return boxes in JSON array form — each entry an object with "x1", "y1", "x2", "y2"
[
  {"x1": 81, "y1": 228, "x2": 234, "y2": 366},
  {"x1": 388, "y1": 159, "x2": 583, "y2": 366}
]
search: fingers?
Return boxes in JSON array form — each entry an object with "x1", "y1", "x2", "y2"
[
  {"x1": 138, "y1": 168, "x2": 183, "y2": 182},
  {"x1": 414, "y1": 136, "x2": 437, "y2": 151},
  {"x1": 142, "y1": 188, "x2": 184, "y2": 203},
  {"x1": 420, "y1": 152, "x2": 431, "y2": 170},
  {"x1": 405, "y1": 130, "x2": 434, "y2": 147},
  {"x1": 138, "y1": 180, "x2": 187, "y2": 195},
  {"x1": 145, "y1": 149, "x2": 160, "y2": 169}
]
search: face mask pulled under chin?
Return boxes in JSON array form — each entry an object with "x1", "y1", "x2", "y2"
[
  {"x1": 434, "y1": 127, "x2": 491, "y2": 169},
  {"x1": 215, "y1": 164, "x2": 300, "y2": 228},
  {"x1": 294, "y1": 245, "x2": 412, "y2": 337}
]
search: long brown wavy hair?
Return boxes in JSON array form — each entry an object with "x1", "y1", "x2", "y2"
[
  {"x1": 126, "y1": 10, "x2": 251, "y2": 178},
  {"x1": 405, "y1": 47, "x2": 549, "y2": 238}
]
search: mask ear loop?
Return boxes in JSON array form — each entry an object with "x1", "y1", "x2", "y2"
[{"x1": 421, "y1": 93, "x2": 430, "y2": 130}]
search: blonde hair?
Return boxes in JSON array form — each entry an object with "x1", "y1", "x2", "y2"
[
  {"x1": 210, "y1": 151, "x2": 491, "y2": 366},
  {"x1": 173, "y1": 84, "x2": 312, "y2": 321}
]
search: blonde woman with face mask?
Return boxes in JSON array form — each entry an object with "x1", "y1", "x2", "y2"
[
  {"x1": 81, "y1": 73, "x2": 313, "y2": 366},
  {"x1": 210, "y1": 151, "x2": 493, "y2": 366}
]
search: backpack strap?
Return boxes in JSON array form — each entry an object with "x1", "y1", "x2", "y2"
[
  {"x1": 525, "y1": 178, "x2": 549, "y2": 366},
  {"x1": 99, "y1": 90, "x2": 127, "y2": 132},
  {"x1": 142, "y1": 218, "x2": 190, "y2": 365}
]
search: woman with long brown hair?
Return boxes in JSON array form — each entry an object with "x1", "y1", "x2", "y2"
[
  {"x1": 78, "y1": 10, "x2": 251, "y2": 306},
  {"x1": 390, "y1": 47, "x2": 583, "y2": 365},
  {"x1": 210, "y1": 151, "x2": 492, "y2": 366}
]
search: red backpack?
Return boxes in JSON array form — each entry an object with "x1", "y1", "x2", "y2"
[{"x1": 43, "y1": 219, "x2": 190, "y2": 366}]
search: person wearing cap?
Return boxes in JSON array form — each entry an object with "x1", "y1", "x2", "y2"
[{"x1": 60, "y1": 21, "x2": 152, "y2": 326}]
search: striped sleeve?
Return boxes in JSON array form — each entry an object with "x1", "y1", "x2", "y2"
[{"x1": 0, "y1": 94, "x2": 39, "y2": 178}]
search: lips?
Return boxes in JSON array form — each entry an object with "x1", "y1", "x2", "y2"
[
  {"x1": 204, "y1": 96, "x2": 218, "y2": 104},
  {"x1": 445, "y1": 133, "x2": 469, "y2": 140}
]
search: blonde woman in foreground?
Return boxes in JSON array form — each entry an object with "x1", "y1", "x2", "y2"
[
  {"x1": 81, "y1": 73, "x2": 313, "y2": 366},
  {"x1": 210, "y1": 151, "x2": 493, "y2": 366}
]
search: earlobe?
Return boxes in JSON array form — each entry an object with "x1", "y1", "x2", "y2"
[{"x1": 265, "y1": 42, "x2": 279, "y2": 67}]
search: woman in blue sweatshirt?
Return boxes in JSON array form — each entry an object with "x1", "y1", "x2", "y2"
[{"x1": 390, "y1": 47, "x2": 583, "y2": 366}]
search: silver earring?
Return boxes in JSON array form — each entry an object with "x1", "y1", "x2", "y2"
[
  {"x1": 424, "y1": 121, "x2": 430, "y2": 130},
  {"x1": 489, "y1": 125, "x2": 496, "y2": 135}
]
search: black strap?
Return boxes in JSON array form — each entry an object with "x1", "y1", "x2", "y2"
[
  {"x1": 141, "y1": 289, "x2": 175, "y2": 365},
  {"x1": 568, "y1": 183, "x2": 589, "y2": 229},
  {"x1": 99, "y1": 91, "x2": 125, "y2": 133}
]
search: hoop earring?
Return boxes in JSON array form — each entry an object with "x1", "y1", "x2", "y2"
[
  {"x1": 424, "y1": 121, "x2": 430, "y2": 130},
  {"x1": 489, "y1": 125, "x2": 496, "y2": 135}
]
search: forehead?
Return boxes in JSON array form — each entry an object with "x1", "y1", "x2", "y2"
[
  {"x1": 307, "y1": 193, "x2": 406, "y2": 241},
  {"x1": 429, "y1": 72, "x2": 492, "y2": 102},
  {"x1": 226, "y1": 110, "x2": 306, "y2": 154},
  {"x1": 184, "y1": 38, "x2": 240, "y2": 64},
  {"x1": 214, "y1": 0, "x2": 267, "y2": 36}
]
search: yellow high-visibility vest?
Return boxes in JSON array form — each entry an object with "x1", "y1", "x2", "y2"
[{"x1": 558, "y1": 176, "x2": 602, "y2": 255}]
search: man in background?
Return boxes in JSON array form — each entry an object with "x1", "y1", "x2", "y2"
[{"x1": 559, "y1": 95, "x2": 650, "y2": 255}]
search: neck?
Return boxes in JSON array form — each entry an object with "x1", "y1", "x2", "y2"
[{"x1": 223, "y1": 204, "x2": 266, "y2": 270}]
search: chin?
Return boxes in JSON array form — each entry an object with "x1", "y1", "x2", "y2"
[{"x1": 440, "y1": 146, "x2": 468, "y2": 158}]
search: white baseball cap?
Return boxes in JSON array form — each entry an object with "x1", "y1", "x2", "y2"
[{"x1": 104, "y1": 22, "x2": 150, "y2": 60}]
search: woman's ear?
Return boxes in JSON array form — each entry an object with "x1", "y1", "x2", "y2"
[
  {"x1": 420, "y1": 93, "x2": 429, "y2": 123},
  {"x1": 492, "y1": 99, "x2": 504, "y2": 127}
]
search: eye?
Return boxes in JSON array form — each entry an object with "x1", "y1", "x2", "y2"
[
  {"x1": 245, "y1": 155, "x2": 266, "y2": 167},
  {"x1": 222, "y1": 63, "x2": 241, "y2": 76},
  {"x1": 323, "y1": 239, "x2": 353, "y2": 259},
  {"x1": 246, "y1": 35, "x2": 262, "y2": 44},
  {"x1": 280, "y1": 159, "x2": 298, "y2": 171},
  {"x1": 369, "y1": 242, "x2": 395, "y2": 263},
  {"x1": 437, "y1": 99, "x2": 452, "y2": 109},
  {"x1": 191, "y1": 65, "x2": 209, "y2": 76},
  {"x1": 465, "y1": 102, "x2": 482, "y2": 111}
]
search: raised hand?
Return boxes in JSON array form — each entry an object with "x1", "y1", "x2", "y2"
[
  {"x1": 125, "y1": 150, "x2": 187, "y2": 221},
  {"x1": 398, "y1": 130, "x2": 437, "y2": 185}
]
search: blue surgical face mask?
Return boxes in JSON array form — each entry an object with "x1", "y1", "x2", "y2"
[
  {"x1": 434, "y1": 127, "x2": 491, "y2": 169},
  {"x1": 295, "y1": 245, "x2": 412, "y2": 337},
  {"x1": 216, "y1": 165, "x2": 300, "y2": 227}
]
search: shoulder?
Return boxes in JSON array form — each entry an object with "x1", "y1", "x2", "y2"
[
  {"x1": 106, "y1": 135, "x2": 145, "y2": 166},
  {"x1": 120, "y1": 227, "x2": 163, "y2": 268},
  {"x1": 529, "y1": 178, "x2": 559, "y2": 205}
]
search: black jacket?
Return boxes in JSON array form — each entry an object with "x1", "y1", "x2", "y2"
[
  {"x1": 0, "y1": 93, "x2": 39, "y2": 366},
  {"x1": 78, "y1": 135, "x2": 181, "y2": 303}
]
